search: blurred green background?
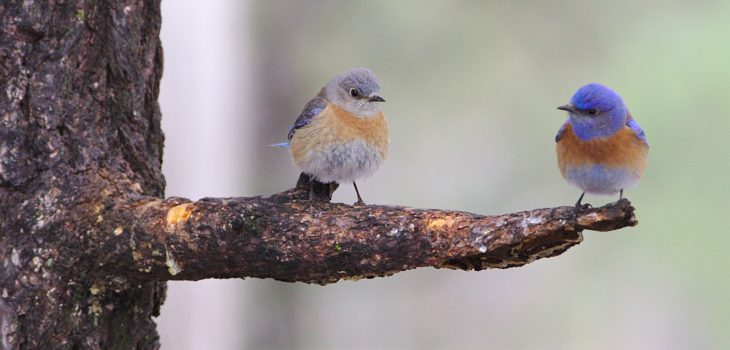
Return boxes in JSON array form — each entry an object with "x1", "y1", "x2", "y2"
[{"x1": 157, "y1": 1, "x2": 730, "y2": 349}]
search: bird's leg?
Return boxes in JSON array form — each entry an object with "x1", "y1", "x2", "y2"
[
  {"x1": 575, "y1": 192, "x2": 585, "y2": 207},
  {"x1": 620, "y1": 189, "x2": 624, "y2": 200},
  {"x1": 353, "y1": 182, "x2": 365, "y2": 206},
  {"x1": 308, "y1": 179, "x2": 315, "y2": 211},
  {"x1": 575, "y1": 192, "x2": 591, "y2": 209}
]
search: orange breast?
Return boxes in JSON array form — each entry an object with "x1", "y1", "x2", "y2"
[
  {"x1": 556, "y1": 123, "x2": 648, "y2": 177},
  {"x1": 290, "y1": 103, "x2": 389, "y2": 163}
]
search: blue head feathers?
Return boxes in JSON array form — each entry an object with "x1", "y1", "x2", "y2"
[{"x1": 560, "y1": 83, "x2": 628, "y2": 141}]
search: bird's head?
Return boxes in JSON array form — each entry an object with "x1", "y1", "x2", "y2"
[
  {"x1": 327, "y1": 67, "x2": 385, "y2": 117},
  {"x1": 558, "y1": 83, "x2": 628, "y2": 140}
]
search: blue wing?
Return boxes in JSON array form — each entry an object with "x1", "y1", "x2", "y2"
[
  {"x1": 287, "y1": 89, "x2": 328, "y2": 140},
  {"x1": 626, "y1": 116, "x2": 648, "y2": 147},
  {"x1": 269, "y1": 142, "x2": 290, "y2": 148},
  {"x1": 555, "y1": 120, "x2": 569, "y2": 142}
]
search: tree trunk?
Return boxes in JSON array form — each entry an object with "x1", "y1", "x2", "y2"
[
  {"x1": 0, "y1": 1, "x2": 638, "y2": 348},
  {"x1": 1, "y1": 1, "x2": 165, "y2": 348}
]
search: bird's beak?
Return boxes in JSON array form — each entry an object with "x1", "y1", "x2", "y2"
[
  {"x1": 368, "y1": 94, "x2": 386, "y2": 102},
  {"x1": 557, "y1": 104, "x2": 576, "y2": 113}
]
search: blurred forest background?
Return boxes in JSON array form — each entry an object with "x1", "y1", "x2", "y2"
[{"x1": 155, "y1": 1, "x2": 730, "y2": 349}]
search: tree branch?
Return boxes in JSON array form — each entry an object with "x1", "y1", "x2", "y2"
[{"x1": 96, "y1": 174, "x2": 637, "y2": 285}]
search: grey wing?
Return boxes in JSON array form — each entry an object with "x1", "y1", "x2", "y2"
[{"x1": 287, "y1": 91, "x2": 328, "y2": 140}]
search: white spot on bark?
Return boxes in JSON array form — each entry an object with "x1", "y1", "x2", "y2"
[
  {"x1": 0, "y1": 144, "x2": 7, "y2": 179},
  {"x1": 520, "y1": 215, "x2": 545, "y2": 230},
  {"x1": 526, "y1": 216, "x2": 544, "y2": 225},
  {"x1": 5, "y1": 69, "x2": 28, "y2": 103},
  {"x1": 478, "y1": 246, "x2": 487, "y2": 253},
  {"x1": 10, "y1": 249, "x2": 19, "y2": 266},
  {"x1": 45, "y1": 287, "x2": 56, "y2": 304},
  {"x1": 1, "y1": 299, "x2": 10, "y2": 350},
  {"x1": 165, "y1": 249, "x2": 182, "y2": 276}
]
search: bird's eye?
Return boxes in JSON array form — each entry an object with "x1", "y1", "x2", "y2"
[
  {"x1": 349, "y1": 88, "x2": 360, "y2": 97},
  {"x1": 588, "y1": 108, "x2": 599, "y2": 115}
]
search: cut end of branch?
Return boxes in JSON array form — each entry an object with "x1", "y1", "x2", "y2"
[
  {"x1": 576, "y1": 198, "x2": 638, "y2": 231},
  {"x1": 439, "y1": 199, "x2": 637, "y2": 272}
]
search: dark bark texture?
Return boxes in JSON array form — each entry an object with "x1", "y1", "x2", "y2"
[
  {"x1": 0, "y1": 1, "x2": 639, "y2": 349},
  {"x1": 0, "y1": 1, "x2": 164, "y2": 348},
  {"x1": 99, "y1": 175, "x2": 636, "y2": 285}
]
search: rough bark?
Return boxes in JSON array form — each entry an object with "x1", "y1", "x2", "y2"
[
  {"x1": 1, "y1": 1, "x2": 164, "y2": 348},
  {"x1": 0, "y1": 1, "x2": 638, "y2": 349},
  {"x1": 97, "y1": 174, "x2": 636, "y2": 285}
]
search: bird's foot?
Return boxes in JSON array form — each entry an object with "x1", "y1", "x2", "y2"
[{"x1": 575, "y1": 202, "x2": 593, "y2": 211}]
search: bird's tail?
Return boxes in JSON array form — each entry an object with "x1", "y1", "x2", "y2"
[{"x1": 269, "y1": 142, "x2": 290, "y2": 148}]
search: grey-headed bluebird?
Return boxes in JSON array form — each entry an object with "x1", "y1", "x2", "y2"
[{"x1": 274, "y1": 68, "x2": 388, "y2": 205}]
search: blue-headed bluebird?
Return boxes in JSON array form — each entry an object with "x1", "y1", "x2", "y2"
[
  {"x1": 275, "y1": 68, "x2": 388, "y2": 205},
  {"x1": 555, "y1": 83, "x2": 648, "y2": 207}
]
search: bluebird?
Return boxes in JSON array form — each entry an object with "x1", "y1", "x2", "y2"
[
  {"x1": 555, "y1": 83, "x2": 648, "y2": 207},
  {"x1": 274, "y1": 68, "x2": 388, "y2": 205}
]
